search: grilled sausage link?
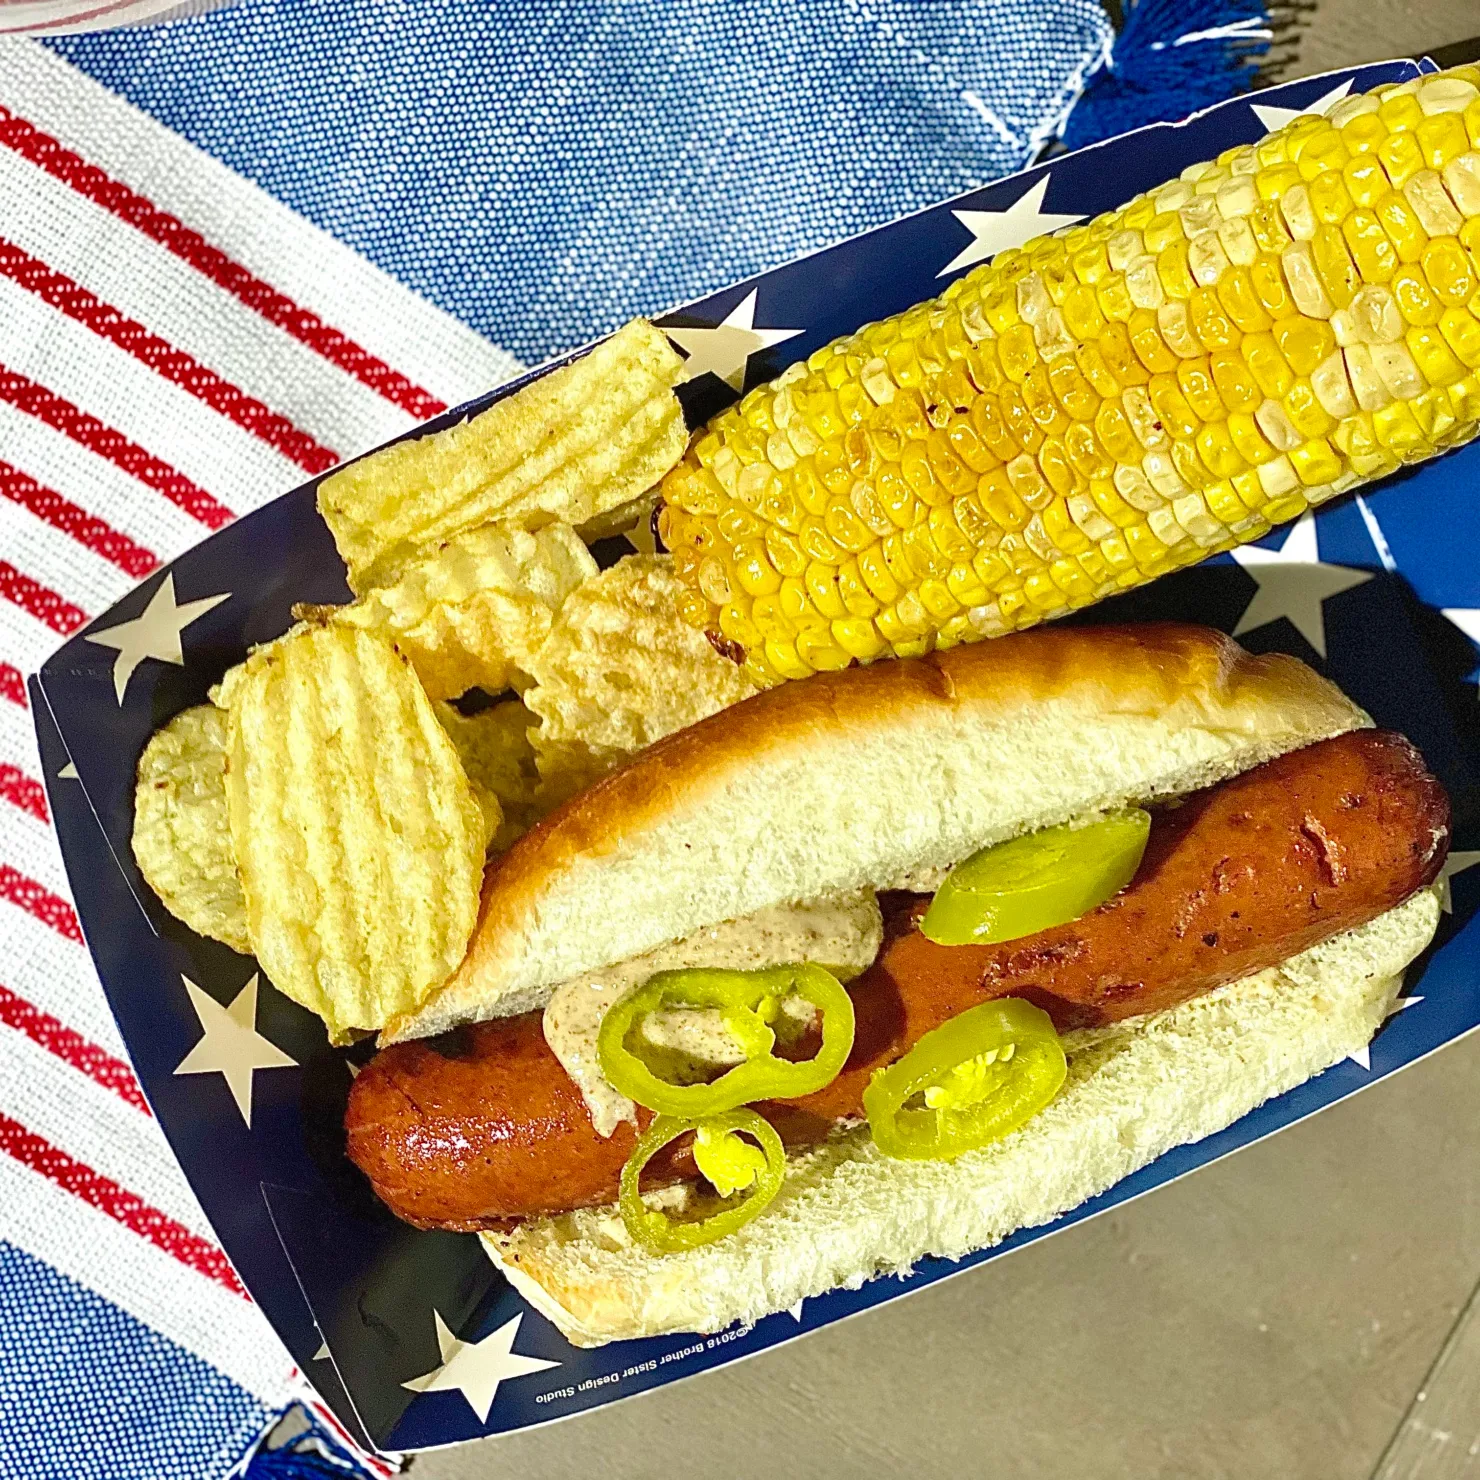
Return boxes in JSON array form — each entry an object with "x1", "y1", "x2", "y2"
[{"x1": 346, "y1": 729, "x2": 1449, "y2": 1230}]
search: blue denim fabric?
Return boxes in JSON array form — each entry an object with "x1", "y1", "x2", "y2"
[
  {"x1": 0, "y1": 1240, "x2": 268, "y2": 1480},
  {"x1": 51, "y1": 0, "x2": 1112, "y2": 362}
]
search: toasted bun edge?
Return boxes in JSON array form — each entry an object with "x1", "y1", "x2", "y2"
[{"x1": 387, "y1": 624, "x2": 1369, "y2": 1042}]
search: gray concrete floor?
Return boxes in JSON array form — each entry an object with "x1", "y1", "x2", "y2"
[{"x1": 416, "y1": 5, "x2": 1480, "y2": 1475}]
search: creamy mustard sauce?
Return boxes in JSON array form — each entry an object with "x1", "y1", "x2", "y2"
[
  {"x1": 878, "y1": 863, "x2": 953, "y2": 893},
  {"x1": 542, "y1": 891, "x2": 883, "y2": 1136}
]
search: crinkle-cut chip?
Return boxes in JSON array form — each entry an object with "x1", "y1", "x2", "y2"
[
  {"x1": 213, "y1": 621, "x2": 313, "y2": 710},
  {"x1": 576, "y1": 490, "x2": 660, "y2": 548},
  {"x1": 209, "y1": 661, "x2": 244, "y2": 710},
  {"x1": 437, "y1": 715, "x2": 503, "y2": 853},
  {"x1": 317, "y1": 320, "x2": 686, "y2": 592},
  {"x1": 224, "y1": 623, "x2": 487, "y2": 1042},
  {"x1": 332, "y1": 521, "x2": 597, "y2": 701},
  {"x1": 523, "y1": 554, "x2": 757, "y2": 802},
  {"x1": 435, "y1": 699, "x2": 546, "y2": 853},
  {"x1": 132, "y1": 704, "x2": 251, "y2": 953},
  {"x1": 527, "y1": 740, "x2": 621, "y2": 813}
]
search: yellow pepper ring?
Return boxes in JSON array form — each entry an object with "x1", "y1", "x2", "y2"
[
  {"x1": 598, "y1": 963, "x2": 855, "y2": 1117},
  {"x1": 863, "y1": 998, "x2": 1067, "y2": 1161},
  {"x1": 619, "y1": 1109, "x2": 786, "y2": 1253}
]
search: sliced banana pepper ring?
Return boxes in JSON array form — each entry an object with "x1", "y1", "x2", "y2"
[
  {"x1": 598, "y1": 963, "x2": 856, "y2": 1117},
  {"x1": 863, "y1": 998, "x2": 1067, "y2": 1160},
  {"x1": 619, "y1": 1109, "x2": 786, "y2": 1253}
]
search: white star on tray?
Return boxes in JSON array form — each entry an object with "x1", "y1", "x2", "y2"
[
  {"x1": 665, "y1": 289, "x2": 803, "y2": 393},
  {"x1": 174, "y1": 973, "x2": 296, "y2": 1127},
  {"x1": 1442, "y1": 609, "x2": 1480, "y2": 695},
  {"x1": 1443, "y1": 609, "x2": 1480, "y2": 645},
  {"x1": 936, "y1": 175, "x2": 1085, "y2": 279},
  {"x1": 1230, "y1": 513, "x2": 1372, "y2": 658},
  {"x1": 1251, "y1": 77, "x2": 1355, "y2": 134},
  {"x1": 85, "y1": 572, "x2": 230, "y2": 705},
  {"x1": 1347, "y1": 994, "x2": 1423, "y2": 1071},
  {"x1": 1438, "y1": 851, "x2": 1480, "y2": 914},
  {"x1": 402, "y1": 1312, "x2": 558, "y2": 1424},
  {"x1": 624, "y1": 509, "x2": 659, "y2": 556}
]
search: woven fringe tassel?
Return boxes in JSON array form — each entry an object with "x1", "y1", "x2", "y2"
[
  {"x1": 233, "y1": 1403, "x2": 377, "y2": 1479},
  {"x1": 244, "y1": 1445, "x2": 358, "y2": 1478},
  {"x1": 1062, "y1": 0, "x2": 1292, "y2": 150}
]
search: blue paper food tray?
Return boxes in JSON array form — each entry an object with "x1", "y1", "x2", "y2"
[{"x1": 34, "y1": 58, "x2": 1480, "y2": 1454}]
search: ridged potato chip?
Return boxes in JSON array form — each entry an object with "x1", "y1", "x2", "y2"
[
  {"x1": 225, "y1": 622, "x2": 487, "y2": 1041},
  {"x1": 331, "y1": 521, "x2": 597, "y2": 701},
  {"x1": 576, "y1": 491, "x2": 659, "y2": 547},
  {"x1": 132, "y1": 703, "x2": 251, "y2": 953},
  {"x1": 318, "y1": 320, "x2": 686, "y2": 592},
  {"x1": 436, "y1": 699, "x2": 545, "y2": 853},
  {"x1": 523, "y1": 555, "x2": 758, "y2": 804}
]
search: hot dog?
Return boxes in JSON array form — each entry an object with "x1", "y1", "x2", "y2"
[
  {"x1": 346, "y1": 727, "x2": 1448, "y2": 1229},
  {"x1": 803, "y1": 726, "x2": 1448, "y2": 1113},
  {"x1": 343, "y1": 625, "x2": 1451, "y2": 1347}
]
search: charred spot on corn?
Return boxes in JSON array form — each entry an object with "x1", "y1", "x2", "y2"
[{"x1": 658, "y1": 67, "x2": 1480, "y2": 687}]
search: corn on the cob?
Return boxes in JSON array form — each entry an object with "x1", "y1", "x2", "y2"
[{"x1": 659, "y1": 67, "x2": 1480, "y2": 687}]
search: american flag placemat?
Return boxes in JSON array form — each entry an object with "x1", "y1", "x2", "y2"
[{"x1": 0, "y1": 39, "x2": 515, "y2": 1476}]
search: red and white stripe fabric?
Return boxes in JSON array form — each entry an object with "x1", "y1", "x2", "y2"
[
  {"x1": 0, "y1": 1, "x2": 230, "y2": 40},
  {"x1": 0, "y1": 36, "x2": 518, "y2": 1437}
]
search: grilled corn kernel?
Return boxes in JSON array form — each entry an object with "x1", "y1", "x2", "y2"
[
  {"x1": 1372, "y1": 400, "x2": 1431, "y2": 456},
  {"x1": 1418, "y1": 113, "x2": 1470, "y2": 171},
  {"x1": 1421, "y1": 76, "x2": 1480, "y2": 116},
  {"x1": 1283, "y1": 242, "x2": 1336, "y2": 316},
  {"x1": 1379, "y1": 128, "x2": 1426, "y2": 188},
  {"x1": 1376, "y1": 191, "x2": 1429, "y2": 262},
  {"x1": 1449, "y1": 371, "x2": 1480, "y2": 418},
  {"x1": 1424, "y1": 237, "x2": 1476, "y2": 305},
  {"x1": 1344, "y1": 154, "x2": 1389, "y2": 209},
  {"x1": 1442, "y1": 154, "x2": 1480, "y2": 215},
  {"x1": 1228, "y1": 411, "x2": 1277, "y2": 464},
  {"x1": 1309, "y1": 169, "x2": 1355, "y2": 224},
  {"x1": 1407, "y1": 324, "x2": 1466, "y2": 386},
  {"x1": 1411, "y1": 385, "x2": 1460, "y2": 442},
  {"x1": 1255, "y1": 396, "x2": 1303, "y2": 451},
  {"x1": 1311, "y1": 352, "x2": 1357, "y2": 417},
  {"x1": 1439, "y1": 306, "x2": 1480, "y2": 366},
  {"x1": 661, "y1": 67, "x2": 1480, "y2": 679}
]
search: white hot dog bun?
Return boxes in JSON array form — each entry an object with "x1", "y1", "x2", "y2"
[
  {"x1": 385, "y1": 623, "x2": 1369, "y2": 1042},
  {"x1": 486, "y1": 886, "x2": 1440, "y2": 1346}
]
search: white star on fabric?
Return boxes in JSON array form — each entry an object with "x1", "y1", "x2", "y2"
[
  {"x1": 1438, "y1": 851, "x2": 1480, "y2": 914},
  {"x1": 313, "y1": 1341, "x2": 331, "y2": 1362},
  {"x1": 174, "y1": 973, "x2": 296, "y2": 1127},
  {"x1": 402, "y1": 1312, "x2": 558, "y2": 1423},
  {"x1": 85, "y1": 572, "x2": 230, "y2": 705},
  {"x1": 787, "y1": 1300, "x2": 805, "y2": 1322},
  {"x1": 936, "y1": 176, "x2": 1085, "y2": 278},
  {"x1": 665, "y1": 290, "x2": 803, "y2": 393},
  {"x1": 1230, "y1": 514, "x2": 1372, "y2": 657},
  {"x1": 1347, "y1": 994, "x2": 1423, "y2": 1070},
  {"x1": 1251, "y1": 78, "x2": 1355, "y2": 134},
  {"x1": 56, "y1": 762, "x2": 77, "y2": 780}
]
